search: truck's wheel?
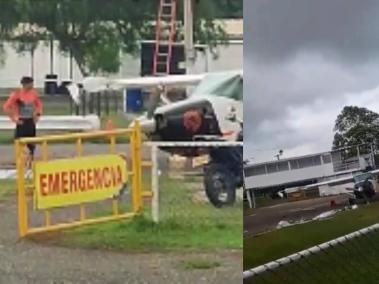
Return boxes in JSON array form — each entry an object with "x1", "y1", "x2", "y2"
[{"x1": 204, "y1": 163, "x2": 236, "y2": 208}]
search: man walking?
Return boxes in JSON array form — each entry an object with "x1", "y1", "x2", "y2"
[{"x1": 3, "y1": 76, "x2": 43, "y2": 166}]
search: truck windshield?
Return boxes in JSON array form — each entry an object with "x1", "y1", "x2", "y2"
[
  {"x1": 353, "y1": 173, "x2": 372, "y2": 183},
  {"x1": 191, "y1": 71, "x2": 243, "y2": 101}
]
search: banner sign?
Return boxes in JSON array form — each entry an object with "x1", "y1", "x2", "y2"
[{"x1": 34, "y1": 154, "x2": 128, "y2": 210}]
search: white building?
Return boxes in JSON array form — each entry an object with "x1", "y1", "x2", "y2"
[
  {"x1": 244, "y1": 148, "x2": 374, "y2": 193},
  {"x1": 0, "y1": 19, "x2": 242, "y2": 89}
]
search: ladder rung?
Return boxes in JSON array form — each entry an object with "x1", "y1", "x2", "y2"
[
  {"x1": 161, "y1": 14, "x2": 172, "y2": 18},
  {"x1": 162, "y1": 3, "x2": 172, "y2": 7},
  {"x1": 158, "y1": 53, "x2": 168, "y2": 56}
]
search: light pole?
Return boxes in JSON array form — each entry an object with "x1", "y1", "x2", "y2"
[{"x1": 183, "y1": 0, "x2": 195, "y2": 74}]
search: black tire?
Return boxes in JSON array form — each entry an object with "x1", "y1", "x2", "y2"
[{"x1": 204, "y1": 163, "x2": 236, "y2": 208}]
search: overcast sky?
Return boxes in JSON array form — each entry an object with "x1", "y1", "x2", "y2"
[{"x1": 245, "y1": 0, "x2": 379, "y2": 163}]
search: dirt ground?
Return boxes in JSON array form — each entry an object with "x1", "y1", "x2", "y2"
[
  {"x1": 244, "y1": 195, "x2": 351, "y2": 236},
  {"x1": 0, "y1": 143, "x2": 242, "y2": 284},
  {"x1": 0, "y1": 193, "x2": 242, "y2": 284}
]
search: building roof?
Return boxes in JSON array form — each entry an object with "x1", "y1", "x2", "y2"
[{"x1": 244, "y1": 151, "x2": 332, "y2": 169}]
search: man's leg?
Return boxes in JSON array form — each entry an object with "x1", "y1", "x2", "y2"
[
  {"x1": 19, "y1": 119, "x2": 36, "y2": 170},
  {"x1": 26, "y1": 143, "x2": 35, "y2": 169}
]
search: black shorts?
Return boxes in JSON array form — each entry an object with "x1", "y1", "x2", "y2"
[{"x1": 15, "y1": 118, "x2": 36, "y2": 155}]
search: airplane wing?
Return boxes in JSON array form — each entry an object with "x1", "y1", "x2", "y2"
[
  {"x1": 81, "y1": 74, "x2": 206, "y2": 93},
  {"x1": 303, "y1": 169, "x2": 379, "y2": 190},
  {"x1": 303, "y1": 176, "x2": 355, "y2": 189}
]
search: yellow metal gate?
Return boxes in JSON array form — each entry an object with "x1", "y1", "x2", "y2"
[{"x1": 15, "y1": 122, "x2": 143, "y2": 237}]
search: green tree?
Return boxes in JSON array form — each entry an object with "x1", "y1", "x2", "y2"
[
  {"x1": 332, "y1": 106, "x2": 379, "y2": 153},
  {"x1": 0, "y1": 0, "x2": 241, "y2": 75}
]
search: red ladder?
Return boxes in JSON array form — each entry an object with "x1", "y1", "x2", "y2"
[{"x1": 153, "y1": 0, "x2": 177, "y2": 76}]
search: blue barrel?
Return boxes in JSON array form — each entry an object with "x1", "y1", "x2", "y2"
[{"x1": 126, "y1": 89, "x2": 143, "y2": 112}]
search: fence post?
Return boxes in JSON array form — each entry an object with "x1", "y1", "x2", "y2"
[
  {"x1": 114, "y1": 91, "x2": 119, "y2": 113},
  {"x1": 151, "y1": 144, "x2": 159, "y2": 223},
  {"x1": 15, "y1": 140, "x2": 28, "y2": 237},
  {"x1": 131, "y1": 120, "x2": 143, "y2": 213},
  {"x1": 97, "y1": 92, "x2": 101, "y2": 117},
  {"x1": 89, "y1": 93, "x2": 94, "y2": 114},
  {"x1": 81, "y1": 90, "x2": 86, "y2": 116},
  {"x1": 105, "y1": 90, "x2": 110, "y2": 115},
  {"x1": 69, "y1": 95, "x2": 73, "y2": 115},
  {"x1": 135, "y1": 120, "x2": 143, "y2": 211}
]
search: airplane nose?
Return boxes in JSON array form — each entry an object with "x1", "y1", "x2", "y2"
[{"x1": 130, "y1": 119, "x2": 156, "y2": 134}]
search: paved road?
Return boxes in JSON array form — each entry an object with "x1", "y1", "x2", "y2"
[
  {"x1": 0, "y1": 195, "x2": 242, "y2": 284},
  {"x1": 0, "y1": 144, "x2": 172, "y2": 169}
]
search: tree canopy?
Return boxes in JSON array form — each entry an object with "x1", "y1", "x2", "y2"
[
  {"x1": 0, "y1": 0, "x2": 242, "y2": 74},
  {"x1": 332, "y1": 106, "x2": 379, "y2": 152}
]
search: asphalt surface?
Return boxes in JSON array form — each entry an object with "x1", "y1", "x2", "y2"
[
  {"x1": 0, "y1": 144, "x2": 241, "y2": 283},
  {"x1": 0, "y1": 194, "x2": 242, "y2": 284},
  {"x1": 244, "y1": 195, "x2": 351, "y2": 236},
  {"x1": 0, "y1": 144, "x2": 171, "y2": 170}
]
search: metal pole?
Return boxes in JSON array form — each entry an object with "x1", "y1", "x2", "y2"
[
  {"x1": 183, "y1": 0, "x2": 194, "y2": 74},
  {"x1": 242, "y1": 165, "x2": 252, "y2": 209},
  {"x1": 246, "y1": 189, "x2": 252, "y2": 209},
  {"x1": 69, "y1": 49, "x2": 73, "y2": 79},
  {"x1": 50, "y1": 37, "x2": 54, "y2": 74},
  {"x1": 371, "y1": 144, "x2": 375, "y2": 168},
  {"x1": 30, "y1": 49, "x2": 34, "y2": 77},
  {"x1": 252, "y1": 189, "x2": 256, "y2": 209},
  {"x1": 151, "y1": 145, "x2": 159, "y2": 223}
]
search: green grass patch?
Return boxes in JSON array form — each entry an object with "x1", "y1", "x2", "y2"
[
  {"x1": 181, "y1": 259, "x2": 221, "y2": 270},
  {"x1": 245, "y1": 229, "x2": 379, "y2": 284},
  {"x1": 244, "y1": 201, "x2": 379, "y2": 270},
  {"x1": 47, "y1": 175, "x2": 242, "y2": 251},
  {"x1": 0, "y1": 113, "x2": 134, "y2": 144}
]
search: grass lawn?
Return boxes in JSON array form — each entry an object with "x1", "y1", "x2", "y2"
[
  {"x1": 0, "y1": 179, "x2": 15, "y2": 199},
  {"x1": 244, "y1": 203, "x2": 379, "y2": 284},
  {"x1": 244, "y1": 202, "x2": 379, "y2": 269},
  {"x1": 245, "y1": 228, "x2": 379, "y2": 284},
  {"x1": 31, "y1": 175, "x2": 242, "y2": 251}
]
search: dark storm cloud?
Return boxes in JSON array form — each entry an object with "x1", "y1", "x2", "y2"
[
  {"x1": 245, "y1": 0, "x2": 379, "y2": 64},
  {"x1": 244, "y1": 0, "x2": 379, "y2": 161}
]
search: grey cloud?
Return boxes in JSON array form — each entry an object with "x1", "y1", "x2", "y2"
[
  {"x1": 245, "y1": 0, "x2": 379, "y2": 65},
  {"x1": 244, "y1": 0, "x2": 379, "y2": 160}
]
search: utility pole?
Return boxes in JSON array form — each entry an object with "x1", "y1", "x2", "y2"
[
  {"x1": 30, "y1": 48, "x2": 34, "y2": 77},
  {"x1": 183, "y1": 0, "x2": 195, "y2": 74}
]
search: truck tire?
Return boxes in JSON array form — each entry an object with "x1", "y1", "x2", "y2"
[{"x1": 204, "y1": 163, "x2": 236, "y2": 208}]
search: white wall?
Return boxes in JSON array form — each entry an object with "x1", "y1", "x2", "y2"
[
  {"x1": 245, "y1": 163, "x2": 335, "y2": 189},
  {"x1": 0, "y1": 41, "x2": 83, "y2": 88},
  {"x1": 0, "y1": 40, "x2": 243, "y2": 88}
]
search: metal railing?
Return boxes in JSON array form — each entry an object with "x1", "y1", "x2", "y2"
[{"x1": 243, "y1": 223, "x2": 379, "y2": 283}]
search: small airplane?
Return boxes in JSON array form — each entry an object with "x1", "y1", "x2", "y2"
[
  {"x1": 278, "y1": 168, "x2": 379, "y2": 205},
  {"x1": 66, "y1": 70, "x2": 243, "y2": 208}
]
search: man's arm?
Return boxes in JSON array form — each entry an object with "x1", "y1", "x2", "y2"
[
  {"x1": 33, "y1": 91, "x2": 43, "y2": 123},
  {"x1": 3, "y1": 92, "x2": 20, "y2": 123}
]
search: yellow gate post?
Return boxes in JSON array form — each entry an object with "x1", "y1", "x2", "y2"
[{"x1": 15, "y1": 140, "x2": 28, "y2": 237}]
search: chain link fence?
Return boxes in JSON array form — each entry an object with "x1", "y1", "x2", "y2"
[{"x1": 243, "y1": 223, "x2": 379, "y2": 284}]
